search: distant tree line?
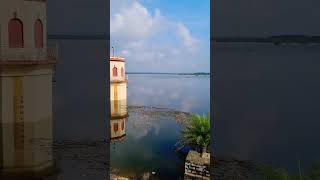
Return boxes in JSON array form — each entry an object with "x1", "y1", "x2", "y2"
[{"x1": 214, "y1": 35, "x2": 320, "y2": 45}]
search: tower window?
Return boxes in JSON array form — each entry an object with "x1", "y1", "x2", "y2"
[
  {"x1": 121, "y1": 67, "x2": 124, "y2": 77},
  {"x1": 34, "y1": 19, "x2": 44, "y2": 48},
  {"x1": 8, "y1": 18, "x2": 24, "y2": 48},
  {"x1": 113, "y1": 66, "x2": 118, "y2": 77}
]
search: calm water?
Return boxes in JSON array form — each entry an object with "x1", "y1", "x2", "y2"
[
  {"x1": 51, "y1": 40, "x2": 320, "y2": 178},
  {"x1": 51, "y1": 39, "x2": 210, "y2": 179},
  {"x1": 127, "y1": 74, "x2": 210, "y2": 114},
  {"x1": 110, "y1": 74, "x2": 210, "y2": 179},
  {"x1": 214, "y1": 42, "x2": 320, "y2": 173}
]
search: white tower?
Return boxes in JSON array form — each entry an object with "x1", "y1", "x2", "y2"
[
  {"x1": 110, "y1": 56, "x2": 128, "y2": 142},
  {"x1": 0, "y1": 0, "x2": 57, "y2": 177}
]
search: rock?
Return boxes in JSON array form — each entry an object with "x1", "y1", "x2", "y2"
[
  {"x1": 185, "y1": 151, "x2": 211, "y2": 179},
  {"x1": 186, "y1": 151, "x2": 210, "y2": 165},
  {"x1": 141, "y1": 172, "x2": 151, "y2": 180}
]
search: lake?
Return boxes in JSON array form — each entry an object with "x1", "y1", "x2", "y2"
[
  {"x1": 49, "y1": 40, "x2": 320, "y2": 179},
  {"x1": 50, "y1": 39, "x2": 210, "y2": 179},
  {"x1": 110, "y1": 74, "x2": 210, "y2": 179},
  {"x1": 214, "y1": 42, "x2": 320, "y2": 175},
  {"x1": 127, "y1": 74, "x2": 210, "y2": 114}
]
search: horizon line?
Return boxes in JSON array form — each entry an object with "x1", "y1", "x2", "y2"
[{"x1": 126, "y1": 72, "x2": 210, "y2": 74}]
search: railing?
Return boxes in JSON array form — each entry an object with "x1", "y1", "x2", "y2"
[{"x1": 0, "y1": 44, "x2": 59, "y2": 61}]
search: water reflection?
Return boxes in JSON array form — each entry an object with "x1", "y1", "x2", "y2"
[
  {"x1": 0, "y1": 114, "x2": 55, "y2": 179},
  {"x1": 110, "y1": 99, "x2": 128, "y2": 143},
  {"x1": 109, "y1": 75, "x2": 209, "y2": 179},
  {"x1": 127, "y1": 74, "x2": 210, "y2": 114}
]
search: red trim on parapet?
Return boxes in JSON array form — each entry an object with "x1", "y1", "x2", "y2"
[
  {"x1": 110, "y1": 56, "x2": 125, "y2": 62},
  {"x1": 0, "y1": 59, "x2": 57, "y2": 66}
]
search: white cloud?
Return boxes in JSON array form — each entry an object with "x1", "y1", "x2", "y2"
[
  {"x1": 176, "y1": 22, "x2": 199, "y2": 49},
  {"x1": 111, "y1": 0, "x2": 208, "y2": 72},
  {"x1": 111, "y1": 1, "x2": 166, "y2": 40}
]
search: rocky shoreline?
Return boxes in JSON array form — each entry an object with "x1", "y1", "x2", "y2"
[{"x1": 128, "y1": 105, "x2": 191, "y2": 125}]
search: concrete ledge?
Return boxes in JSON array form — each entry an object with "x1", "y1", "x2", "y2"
[
  {"x1": 185, "y1": 172, "x2": 210, "y2": 180},
  {"x1": 185, "y1": 151, "x2": 211, "y2": 179},
  {"x1": 0, "y1": 160, "x2": 57, "y2": 180},
  {"x1": 0, "y1": 60, "x2": 57, "y2": 73},
  {"x1": 0, "y1": 59, "x2": 57, "y2": 66}
]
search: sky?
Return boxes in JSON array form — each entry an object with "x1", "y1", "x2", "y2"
[
  {"x1": 46, "y1": 0, "x2": 320, "y2": 72},
  {"x1": 110, "y1": 0, "x2": 210, "y2": 73}
]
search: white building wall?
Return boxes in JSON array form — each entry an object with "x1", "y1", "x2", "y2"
[
  {"x1": 1, "y1": 68, "x2": 53, "y2": 169},
  {"x1": 0, "y1": 0, "x2": 54, "y2": 173},
  {"x1": 110, "y1": 83, "x2": 127, "y2": 101},
  {"x1": 110, "y1": 82, "x2": 127, "y2": 117}
]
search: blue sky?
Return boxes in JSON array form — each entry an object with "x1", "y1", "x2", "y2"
[
  {"x1": 111, "y1": 0, "x2": 210, "y2": 73},
  {"x1": 140, "y1": 0, "x2": 210, "y2": 39}
]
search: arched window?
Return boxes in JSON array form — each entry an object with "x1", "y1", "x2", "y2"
[
  {"x1": 113, "y1": 66, "x2": 118, "y2": 77},
  {"x1": 8, "y1": 18, "x2": 24, "y2": 48},
  {"x1": 121, "y1": 67, "x2": 124, "y2": 77},
  {"x1": 121, "y1": 121, "x2": 124, "y2": 130},
  {"x1": 34, "y1": 19, "x2": 43, "y2": 48},
  {"x1": 114, "y1": 123, "x2": 118, "y2": 132}
]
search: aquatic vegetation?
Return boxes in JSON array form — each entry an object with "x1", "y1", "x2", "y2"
[
  {"x1": 180, "y1": 113, "x2": 210, "y2": 154},
  {"x1": 256, "y1": 164, "x2": 291, "y2": 180},
  {"x1": 256, "y1": 162, "x2": 320, "y2": 180}
]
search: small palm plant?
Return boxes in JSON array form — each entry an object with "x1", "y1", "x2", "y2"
[{"x1": 181, "y1": 113, "x2": 210, "y2": 155}]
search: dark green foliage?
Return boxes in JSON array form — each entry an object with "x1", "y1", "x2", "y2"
[{"x1": 181, "y1": 113, "x2": 210, "y2": 153}]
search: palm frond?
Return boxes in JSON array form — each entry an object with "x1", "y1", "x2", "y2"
[{"x1": 180, "y1": 113, "x2": 210, "y2": 152}]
